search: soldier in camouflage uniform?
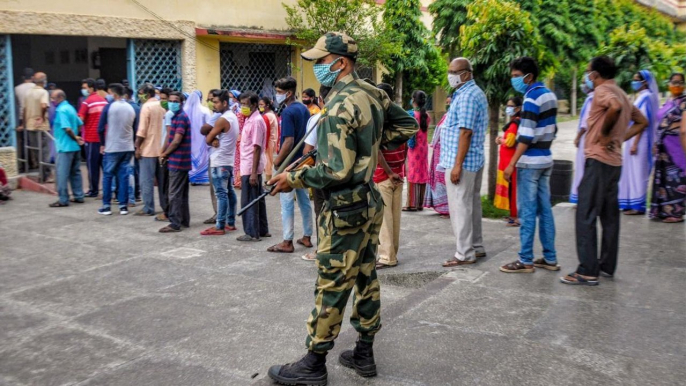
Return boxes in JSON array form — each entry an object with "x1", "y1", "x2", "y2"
[{"x1": 266, "y1": 32, "x2": 418, "y2": 385}]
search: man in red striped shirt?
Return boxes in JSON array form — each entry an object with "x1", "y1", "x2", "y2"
[
  {"x1": 375, "y1": 83, "x2": 409, "y2": 269},
  {"x1": 79, "y1": 78, "x2": 108, "y2": 197}
]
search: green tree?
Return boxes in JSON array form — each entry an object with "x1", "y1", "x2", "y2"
[
  {"x1": 383, "y1": 0, "x2": 446, "y2": 103},
  {"x1": 428, "y1": 0, "x2": 470, "y2": 57},
  {"x1": 460, "y1": 0, "x2": 543, "y2": 199},
  {"x1": 283, "y1": 0, "x2": 400, "y2": 68}
]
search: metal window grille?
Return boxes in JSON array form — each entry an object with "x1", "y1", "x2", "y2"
[
  {"x1": 0, "y1": 35, "x2": 16, "y2": 147},
  {"x1": 220, "y1": 43, "x2": 292, "y2": 99},
  {"x1": 356, "y1": 66, "x2": 374, "y2": 82},
  {"x1": 128, "y1": 39, "x2": 182, "y2": 91}
]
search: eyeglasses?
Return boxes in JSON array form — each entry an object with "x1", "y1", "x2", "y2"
[{"x1": 669, "y1": 81, "x2": 685, "y2": 86}]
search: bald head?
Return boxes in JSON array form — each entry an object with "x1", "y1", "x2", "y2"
[
  {"x1": 451, "y1": 58, "x2": 473, "y2": 71},
  {"x1": 448, "y1": 57, "x2": 474, "y2": 89},
  {"x1": 51, "y1": 89, "x2": 66, "y2": 104},
  {"x1": 34, "y1": 72, "x2": 47, "y2": 85}
]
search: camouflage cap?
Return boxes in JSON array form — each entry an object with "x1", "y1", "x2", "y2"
[{"x1": 301, "y1": 32, "x2": 358, "y2": 61}]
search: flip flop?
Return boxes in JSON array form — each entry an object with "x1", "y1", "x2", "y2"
[
  {"x1": 70, "y1": 198, "x2": 85, "y2": 203},
  {"x1": 560, "y1": 272, "x2": 598, "y2": 286},
  {"x1": 375, "y1": 262, "x2": 397, "y2": 270},
  {"x1": 402, "y1": 207, "x2": 417, "y2": 212},
  {"x1": 158, "y1": 225, "x2": 181, "y2": 233},
  {"x1": 662, "y1": 218, "x2": 684, "y2": 223},
  {"x1": 49, "y1": 201, "x2": 69, "y2": 208},
  {"x1": 237, "y1": 235, "x2": 261, "y2": 242},
  {"x1": 267, "y1": 243, "x2": 294, "y2": 253}
]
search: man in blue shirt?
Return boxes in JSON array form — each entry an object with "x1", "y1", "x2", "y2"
[
  {"x1": 440, "y1": 58, "x2": 489, "y2": 268},
  {"x1": 501, "y1": 57, "x2": 559, "y2": 273},
  {"x1": 268, "y1": 76, "x2": 314, "y2": 253},
  {"x1": 48, "y1": 90, "x2": 85, "y2": 208}
]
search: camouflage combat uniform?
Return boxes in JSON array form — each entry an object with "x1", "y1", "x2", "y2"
[{"x1": 287, "y1": 72, "x2": 418, "y2": 353}]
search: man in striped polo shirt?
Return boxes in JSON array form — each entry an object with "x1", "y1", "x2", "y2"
[
  {"x1": 501, "y1": 57, "x2": 560, "y2": 273},
  {"x1": 158, "y1": 92, "x2": 192, "y2": 233}
]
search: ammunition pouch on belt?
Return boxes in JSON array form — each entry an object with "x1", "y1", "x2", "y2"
[{"x1": 325, "y1": 183, "x2": 372, "y2": 229}]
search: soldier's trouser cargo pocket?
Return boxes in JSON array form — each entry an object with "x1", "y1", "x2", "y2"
[{"x1": 329, "y1": 185, "x2": 370, "y2": 229}]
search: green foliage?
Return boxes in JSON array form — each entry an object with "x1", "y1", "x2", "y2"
[
  {"x1": 428, "y1": 0, "x2": 470, "y2": 57},
  {"x1": 598, "y1": 23, "x2": 686, "y2": 91},
  {"x1": 383, "y1": 0, "x2": 447, "y2": 100},
  {"x1": 282, "y1": 0, "x2": 401, "y2": 68},
  {"x1": 459, "y1": 0, "x2": 543, "y2": 105},
  {"x1": 481, "y1": 195, "x2": 509, "y2": 219}
]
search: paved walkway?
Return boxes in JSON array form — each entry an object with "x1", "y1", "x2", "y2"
[{"x1": 1, "y1": 171, "x2": 684, "y2": 385}]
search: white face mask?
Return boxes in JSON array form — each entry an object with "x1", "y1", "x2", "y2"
[{"x1": 448, "y1": 71, "x2": 469, "y2": 89}]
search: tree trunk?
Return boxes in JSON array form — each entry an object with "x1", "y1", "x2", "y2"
[
  {"x1": 571, "y1": 68, "x2": 578, "y2": 117},
  {"x1": 394, "y1": 71, "x2": 403, "y2": 105},
  {"x1": 487, "y1": 103, "x2": 500, "y2": 201}
]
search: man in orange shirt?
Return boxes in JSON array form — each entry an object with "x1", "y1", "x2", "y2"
[{"x1": 561, "y1": 56, "x2": 648, "y2": 286}]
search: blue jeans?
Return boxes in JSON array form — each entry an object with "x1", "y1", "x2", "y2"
[
  {"x1": 109, "y1": 158, "x2": 134, "y2": 203},
  {"x1": 280, "y1": 188, "x2": 313, "y2": 240},
  {"x1": 517, "y1": 167, "x2": 557, "y2": 265},
  {"x1": 211, "y1": 166, "x2": 237, "y2": 229},
  {"x1": 102, "y1": 151, "x2": 133, "y2": 208},
  {"x1": 56, "y1": 151, "x2": 84, "y2": 204}
]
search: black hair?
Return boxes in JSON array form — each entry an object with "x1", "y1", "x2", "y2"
[
  {"x1": 590, "y1": 56, "x2": 617, "y2": 80},
  {"x1": 260, "y1": 96, "x2": 274, "y2": 111},
  {"x1": 95, "y1": 79, "x2": 107, "y2": 91},
  {"x1": 412, "y1": 90, "x2": 428, "y2": 133},
  {"x1": 507, "y1": 96, "x2": 523, "y2": 107},
  {"x1": 124, "y1": 87, "x2": 134, "y2": 98},
  {"x1": 160, "y1": 88, "x2": 173, "y2": 97},
  {"x1": 108, "y1": 83, "x2": 125, "y2": 97},
  {"x1": 303, "y1": 88, "x2": 316, "y2": 98},
  {"x1": 23, "y1": 67, "x2": 34, "y2": 80},
  {"x1": 169, "y1": 91, "x2": 183, "y2": 101},
  {"x1": 121, "y1": 79, "x2": 129, "y2": 86},
  {"x1": 207, "y1": 89, "x2": 219, "y2": 99},
  {"x1": 239, "y1": 91, "x2": 259, "y2": 107},
  {"x1": 213, "y1": 89, "x2": 230, "y2": 104},
  {"x1": 669, "y1": 73, "x2": 685, "y2": 82},
  {"x1": 138, "y1": 83, "x2": 156, "y2": 98},
  {"x1": 510, "y1": 57, "x2": 540, "y2": 80},
  {"x1": 319, "y1": 85, "x2": 332, "y2": 101},
  {"x1": 274, "y1": 76, "x2": 297, "y2": 93},
  {"x1": 82, "y1": 78, "x2": 96, "y2": 89},
  {"x1": 377, "y1": 83, "x2": 394, "y2": 100}
]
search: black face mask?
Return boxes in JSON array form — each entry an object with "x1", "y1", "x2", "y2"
[{"x1": 302, "y1": 99, "x2": 312, "y2": 105}]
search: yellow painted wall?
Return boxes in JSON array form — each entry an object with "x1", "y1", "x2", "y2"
[
  {"x1": 195, "y1": 38, "x2": 220, "y2": 97},
  {"x1": 0, "y1": 0, "x2": 297, "y2": 31}
]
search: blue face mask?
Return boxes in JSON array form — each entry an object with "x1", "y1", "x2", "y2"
[
  {"x1": 631, "y1": 80, "x2": 645, "y2": 92},
  {"x1": 511, "y1": 74, "x2": 529, "y2": 94},
  {"x1": 81, "y1": 89, "x2": 90, "y2": 97},
  {"x1": 314, "y1": 58, "x2": 343, "y2": 87},
  {"x1": 582, "y1": 72, "x2": 595, "y2": 92},
  {"x1": 505, "y1": 106, "x2": 516, "y2": 116},
  {"x1": 168, "y1": 102, "x2": 180, "y2": 113}
]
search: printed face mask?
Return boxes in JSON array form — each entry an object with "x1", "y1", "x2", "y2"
[{"x1": 313, "y1": 58, "x2": 343, "y2": 87}]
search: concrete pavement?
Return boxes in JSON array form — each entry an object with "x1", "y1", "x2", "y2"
[{"x1": 1, "y1": 172, "x2": 684, "y2": 385}]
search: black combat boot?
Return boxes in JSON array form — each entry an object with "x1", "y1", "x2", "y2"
[
  {"x1": 338, "y1": 340, "x2": 377, "y2": 377},
  {"x1": 268, "y1": 351, "x2": 328, "y2": 385}
]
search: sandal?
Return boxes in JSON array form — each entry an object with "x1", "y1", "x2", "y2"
[
  {"x1": 203, "y1": 217, "x2": 217, "y2": 224},
  {"x1": 560, "y1": 272, "x2": 598, "y2": 286},
  {"x1": 402, "y1": 207, "x2": 417, "y2": 212},
  {"x1": 499, "y1": 260, "x2": 535, "y2": 273},
  {"x1": 237, "y1": 234, "x2": 261, "y2": 242},
  {"x1": 506, "y1": 219, "x2": 520, "y2": 227},
  {"x1": 662, "y1": 217, "x2": 684, "y2": 223},
  {"x1": 623, "y1": 210, "x2": 644, "y2": 216},
  {"x1": 200, "y1": 227, "x2": 226, "y2": 236},
  {"x1": 70, "y1": 198, "x2": 85, "y2": 203},
  {"x1": 158, "y1": 225, "x2": 181, "y2": 233},
  {"x1": 533, "y1": 258, "x2": 560, "y2": 271},
  {"x1": 297, "y1": 237, "x2": 313, "y2": 248},
  {"x1": 49, "y1": 201, "x2": 69, "y2": 208},
  {"x1": 267, "y1": 242, "x2": 295, "y2": 253},
  {"x1": 376, "y1": 262, "x2": 397, "y2": 270},
  {"x1": 442, "y1": 258, "x2": 475, "y2": 267},
  {"x1": 302, "y1": 252, "x2": 317, "y2": 261}
]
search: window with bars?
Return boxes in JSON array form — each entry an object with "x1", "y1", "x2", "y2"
[
  {"x1": 131, "y1": 39, "x2": 182, "y2": 90},
  {"x1": 0, "y1": 35, "x2": 15, "y2": 148},
  {"x1": 220, "y1": 43, "x2": 292, "y2": 100},
  {"x1": 356, "y1": 66, "x2": 374, "y2": 82}
]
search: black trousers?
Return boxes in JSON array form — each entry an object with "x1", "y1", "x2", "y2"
[
  {"x1": 575, "y1": 159, "x2": 622, "y2": 277},
  {"x1": 168, "y1": 169, "x2": 190, "y2": 229},
  {"x1": 156, "y1": 163, "x2": 169, "y2": 216},
  {"x1": 240, "y1": 175, "x2": 268, "y2": 238}
]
